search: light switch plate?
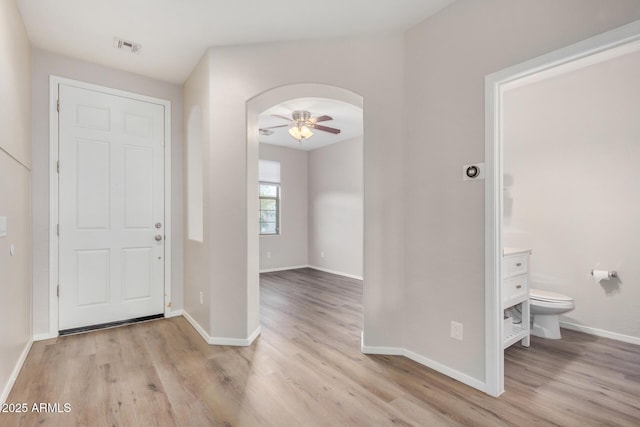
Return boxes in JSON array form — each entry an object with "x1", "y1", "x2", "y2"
[{"x1": 0, "y1": 216, "x2": 6, "y2": 237}]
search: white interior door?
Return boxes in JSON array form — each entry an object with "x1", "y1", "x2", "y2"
[{"x1": 58, "y1": 84, "x2": 165, "y2": 331}]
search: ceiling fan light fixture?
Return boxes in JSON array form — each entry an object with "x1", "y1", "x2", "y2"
[
  {"x1": 288, "y1": 124, "x2": 313, "y2": 141},
  {"x1": 300, "y1": 125, "x2": 313, "y2": 139}
]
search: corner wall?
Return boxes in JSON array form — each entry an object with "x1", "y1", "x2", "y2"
[
  {"x1": 0, "y1": 0, "x2": 31, "y2": 403},
  {"x1": 308, "y1": 137, "x2": 363, "y2": 278},
  {"x1": 403, "y1": 0, "x2": 640, "y2": 383},
  {"x1": 259, "y1": 144, "x2": 308, "y2": 272}
]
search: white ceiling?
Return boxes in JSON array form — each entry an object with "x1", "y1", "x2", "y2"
[
  {"x1": 16, "y1": 0, "x2": 454, "y2": 83},
  {"x1": 259, "y1": 98, "x2": 363, "y2": 152}
]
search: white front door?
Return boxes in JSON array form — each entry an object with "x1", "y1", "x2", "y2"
[{"x1": 58, "y1": 84, "x2": 166, "y2": 331}]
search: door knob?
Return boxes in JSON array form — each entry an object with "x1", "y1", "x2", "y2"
[{"x1": 155, "y1": 234, "x2": 163, "y2": 241}]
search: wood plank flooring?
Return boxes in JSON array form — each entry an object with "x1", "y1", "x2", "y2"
[{"x1": 3, "y1": 267, "x2": 640, "y2": 426}]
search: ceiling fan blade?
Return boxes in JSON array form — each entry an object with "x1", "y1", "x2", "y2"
[
  {"x1": 312, "y1": 115, "x2": 333, "y2": 123},
  {"x1": 260, "y1": 124, "x2": 289, "y2": 130},
  {"x1": 271, "y1": 114, "x2": 292, "y2": 121},
  {"x1": 313, "y1": 124, "x2": 341, "y2": 134}
]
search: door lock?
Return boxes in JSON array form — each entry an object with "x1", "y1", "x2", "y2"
[{"x1": 155, "y1": 222, "x2": 162, "y2": 229}]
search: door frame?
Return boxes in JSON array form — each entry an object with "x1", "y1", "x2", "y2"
[
  {"x1": 48, "y1": 76, "x2": 173, "y2": 338},
  {"x1": 484, "y1": 20, "x2": 640, "y2": 397}
]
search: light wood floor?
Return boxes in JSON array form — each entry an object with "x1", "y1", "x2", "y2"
[{"x1": 4, "y1": 268, "x2": 640, "y2": 426}]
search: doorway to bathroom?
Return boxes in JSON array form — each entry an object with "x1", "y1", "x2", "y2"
[{"x1": 484, "y1": 21, "x2": 640, "y2": 396}]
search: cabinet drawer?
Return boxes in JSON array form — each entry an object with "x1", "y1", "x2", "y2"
[
  {"x1": 503, "y1": 254, "x2": 528, "y2": 278},
  {"x1": 503, "y1": 276, "x2": 527, "y2": 306}
]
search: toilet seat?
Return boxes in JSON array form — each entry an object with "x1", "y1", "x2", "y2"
[
  {"x1": 530, "y1": 298, "x2": 575, "y2": 311},
  {"x1": 530, "y1": 288, "x2": 573, "y2": 303}
]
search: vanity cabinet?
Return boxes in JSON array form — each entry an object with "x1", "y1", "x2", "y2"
[{"x1": 503, "y1": 248, "x2": 531, "y2": 349}]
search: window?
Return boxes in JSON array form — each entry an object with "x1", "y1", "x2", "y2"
[{"x1": 260, "y1": 182, "x2": 280, "y2": 235}]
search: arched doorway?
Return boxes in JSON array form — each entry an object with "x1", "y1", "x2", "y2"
[{"x1": 246, "y1": 84, "x2": 364, "y2": 339}]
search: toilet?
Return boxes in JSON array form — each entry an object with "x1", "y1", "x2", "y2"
[{"x1": 529, "y1": 288, "x2": 575, "y2": 339}]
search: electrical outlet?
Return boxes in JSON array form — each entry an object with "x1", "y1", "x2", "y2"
[
  {"x1": 266, "y1": 251, "x2": 271, "y2": 259},
  {"x1": 320, "y1": 251, "x2": 325, "y2": 258},
  {"x1": 450, "y1": 321, "x2": 463, "y2": 341},
  {"x1": 199, "y1": 291, "x2": 204, "y2": 305}
]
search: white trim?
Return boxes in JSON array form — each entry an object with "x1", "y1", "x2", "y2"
[
  {"x1": 560, "y1": 321, "x2": 640, "y2": 346},
  {"x1": 209, "y1": 326, "x2": 262, "y2": 346},
  {"x1": 361, "y1": 344, "x2": 404, "y2": 356},
  {"x1": 308, "y1": 265, "x2": 363, "y2": 281},
  {"x1": 182, "y1": 312, "x2": 262, "y2": 346},
  {"x1": 484, "y1": 20, "x2": 640, "y2": 398},
  {"x1": 403, "y1": 349, "x2": 486, "y2": 392},
  {"x1": 164, "y1": 309, "x2": 184, "y2": 319},
  {"x1": 360, "y1": 342, "x2": 485, "y2": 393},
  {"x1": 48, "y1": 76, "x2": 172, "y2": 336},
  {"x1": 484, "y1": 62, "x2": 504, "y2": 398},
  {"x1": 259, "y1": 265, "x2": 309, "y2": 273},
  {"x1": 48, "y1": 77, "x2": 59, "y2": 339},
  {"x1": 33, "y1": 333, "x2": 58, "y2": 342},
  {"x1": 182, "y1": 311, "x2": 211, "y2": 343},
  {"x1": 162, "y1": 92, "x2": 173, "y2": 320},
  {"x1": 0, "y1": 339, "x2": 33, "y2": 405}
]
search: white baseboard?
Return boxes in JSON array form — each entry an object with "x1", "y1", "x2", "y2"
[
  {"x1": 403, "y1": 348, "x2": 486, "y2": 392},
  {"x1": 182, "y1": 311, "x2": 262, "y2": 346},
  {"x1": 33, "y1": 332, "x2": 58, "y2": 341},
  {"x1": 246, "y1": 325, "x2": 262, "y2": 345},
  {"x1": 0, "y1": 339, "x2": 33, "y2": 405},
  {"x1": 182, "y1": 311, "x2": 211, "y2": 343},
  {"x1": 308, "y1": 265, "x2": 363, "y2": 281},
  {"x1": 210, "y1": 326, "x2": 262, "y2": 346},
  {"x1": 361, "y1": 344, "x2": 404, "y2": 356},
  {"x1": 560, "y1": 321, "x2": 640, "y2": 346},
  {"x1": 259, "y1": 265, "x2": 308, "y2": 273},
  {"x1": 360, "y1": 332, "x2": 486, "y2": 394},
  {"x1": 164, "y1": 309, "x2": 184, "y2": 318}
]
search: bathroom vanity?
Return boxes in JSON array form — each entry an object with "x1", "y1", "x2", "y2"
[{"x1": 502, "y1": 248, "x2": 531, "y2": 349}]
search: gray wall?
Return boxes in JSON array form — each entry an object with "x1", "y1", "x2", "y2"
[
  {"x1": 259, "y1": 144, "x2": 309, "y2": 272},
  {"x1": 31, "y1": 49, "x2": 184, "y2": 336},
  {"x1": 403, "y1": 0, "x2": 640, "y2": 382},
  {"x1": 504, "y1": 50, "x2": 640, "y2": 342},
  {"x1": 257, "y1": 138, "x2": 364, "y2": 279},
  {"x1": 0, "y1": 0, "x2": 31, "y2": 403},
  {"x1": 308, "y1": 137, "x2": 363, "y2": 278}
]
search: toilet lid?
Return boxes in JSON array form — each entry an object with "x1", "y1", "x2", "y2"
[{"x1": 530, "y1": 288, "x2": 573, "y2": 302}]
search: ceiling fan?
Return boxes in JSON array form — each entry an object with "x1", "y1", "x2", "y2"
[{"x1": 260, "y1": 110, "x2": 341, "y2": 141}]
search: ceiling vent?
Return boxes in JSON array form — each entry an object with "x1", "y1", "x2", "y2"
[{"x1": 113, "y1": 37, "x2": 141, "y2": 55}]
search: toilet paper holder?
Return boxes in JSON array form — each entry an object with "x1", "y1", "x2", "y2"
[{"x1": 591, "y1": 269, "x2": 618, "y2": 278}]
